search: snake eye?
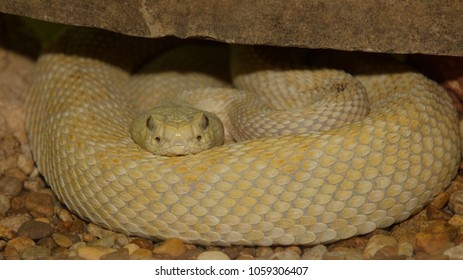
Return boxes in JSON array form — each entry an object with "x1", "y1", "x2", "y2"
[
  {"x1": 155, "y1": 137, "x2": 161, "y2": 143},
  {"x1": 201, "y1": 114, "x2": 209, "y2": 130},
  {"x1": 146, "y1": 116, "x2": 155, "y2": 130},
  {"x1": 197, "y1": 135, "x2": 202, "y2": 141}
]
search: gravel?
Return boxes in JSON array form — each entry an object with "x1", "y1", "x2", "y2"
[
  {"x1": 17, "y1": 220, "x2": 54, "y2": 240},
  {"x1": 449, "y1": 190, "x2": 463, "y2": 215},
  {"x1": 0, "y1": 176, "x2": 23, "y2": 198}
]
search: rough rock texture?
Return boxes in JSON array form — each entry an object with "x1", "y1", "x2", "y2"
[{"x1": 1, "y1": 0, "x2": 462, "y2": 56}]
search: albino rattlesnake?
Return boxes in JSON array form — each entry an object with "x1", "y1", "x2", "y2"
[{"x1": 26, "y1": 28, "x2": 461, "y2": 246}]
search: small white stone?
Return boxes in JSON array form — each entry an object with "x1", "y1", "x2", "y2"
[
  {"x1": 270, "y1": 250, "x2": 301, "y2": 260},
  {"x1": 197, "y1": 251, "x2": 230, "y2": 260},
  {"x1": 398, "y1": 241, "x2": 414, "y2": 258},
  {"x1": 76, "y1": 245, "x2": 117, "y2": 260},
  {"x1": 17, "y1": 154, "x2": 35, "y2": 175},
  {"x1": 124, "y1": 243, "x2": 140, "y2": 255},
  {"x1": 57, "y1": 208, "x2": 74, "y2": 222},
  {"x1": 444, "y1": 244, "x2": 463, "y2": 260},
  {"x1": 363, "y1": 235, "x2": 397, "y2": 259}
]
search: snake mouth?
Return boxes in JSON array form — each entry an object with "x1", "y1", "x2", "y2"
[
  {"x1": 169, "y1": 135, "x2": 189, "y2": 155},
  {"x1": 171, "y1": 145, "x2": 188, "y2": 155}
]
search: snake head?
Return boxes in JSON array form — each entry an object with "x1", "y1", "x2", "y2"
[{"x1": 130, "y1": 106, "x2": 224, "y2": 156}]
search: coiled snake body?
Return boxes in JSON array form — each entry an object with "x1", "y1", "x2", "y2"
[{"x1": 26, "y1": 28, "x2": 461, "y2": 246}]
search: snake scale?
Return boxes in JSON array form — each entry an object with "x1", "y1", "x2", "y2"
[{"x1": 26, "y1": 28, "x2": 461, "y2": 246}]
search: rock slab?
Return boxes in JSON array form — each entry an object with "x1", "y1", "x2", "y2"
[{"x1": 0, "y1": 0, "x2": 462, "y2": 56}]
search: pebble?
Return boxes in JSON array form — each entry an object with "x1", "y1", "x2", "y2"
[
  {"x1": 430, "y1": 192, "x2": 450, "y2": 208},
  {"x1": 56, "y1": 220, "x2": 72, "y2": 232},
  {"x1": 101, "y1": 248, "x2": 130, "y2": 260},
  {"x1": 447, "y1": 180, "x2": 463, "y2": 195},
  {"x1": 363, "y1": 235, "x2": 398, "y2": 259},
  {"x1": 52, "y1": 233, "x2": 74, "y2": 248},
  {"x1": 40, "y1": 188, "x2": 58, "y2": 203},
  {"x1": 221, "y1": 246, "x2": 245, "y2": 259},
  {"x1": 301, "y1": 245, "x2": 328, "y2": 260},
  {"x1": 391, "y1": 210, "x2": 430, "y2": 243},
  {"x1": 324, "y1": 247, "x2": 363, "y2": 260},
  {"x1": 255, "y1": 247, "x2": 274, "y2": 259},
  {"x1": 37, "y1": 236, "x2": 58, "y2": 251},
  {"x1": 239, "y1": 247, "x2": 256, "y2": 257},
  {"x1": 23, "y1": 178, "x2": 45, "y2": 193},
  {"x1": 415, "y1": 251, "x2": 449, "y2": 260},
  {"x1": 51, "y1": 247, "x2": 71, "y2": 259},
  {"x1": 443, "y1": 244, "x2": 463, "y2": 260},
  {"x1": 153, "y1": 238, "x2": 186, "y2": 257},
  {"x1": 20, "y1": 245, "x2": 51, "y2": 260},
  {"x1": 448, "y1": 214, "x2": 463, "y2": 230},
  {"x1": 130, "y1": 237, "x2": 154, "y2": 250},
  {"x1": 17, "y1": 220, "x2": 54, "y2": 240},
  {"x1": 69, "y1": 241, "x2": 86, "y2": 252},
  {"x1": 57, "y1": 208, "x2": 73, "y2": 222},
  {"x1": 82, "y1": 233, "x2": 95, "y2": 242},
  {"x1": 0, "y1": 214, "x2": 31, "y2": 232},
  {"x1": 76, "y1": 245, "x2": 117, "y2": 260},
  {"x1": 284, "y1": 246, "x2": 302, "y2": 256},
  {"x1": 269, "y1": 250, "x2": 301, "y2": 260},
  {"x1": 4, "y1": 167, "x2": 27, "y2": 182},
  {"x1": 174, "y1": 248, "x2": 204, "y2": 260},
  {"x1": 0, "y1": 225, "x2": 16, "y2": 239},
  {"x1": 24, "y1": 192, "x2": 54, "y2": 218},
  {"x1": 0, "y1": 175, "x2": 23, "y2": 197},
  {"x1": 449, "y1": 190, "x2": 463, "y2": 215},
  {"x1": 197, "y1": 251, "x2": 230, "y2": 260},
  {"x1": 16, "y1": 154, "x2": 35, "y2": 175},
  {"x1": 235, "y1": 254, "x2": 255, "y2": 260},
  {"x1": 426, "y1": 206, "x2": 453, "y2": 221},
  {"x1": 35, "y1": 217, "x2": 51, "y2": 224},
  {"x1": 372, "y1": 245, "x2": 403, "y2": 260},
  {"x1": 0, "y1": 193, "x2": 11, "y2": 215},
  {"x1": 124, "y1": 243, "x2": 140, "y2": 255},
  {"x1": 4, "y1": 236, "x2": 35, "y2": 258},
  {"x1": 130, "y1": 248, "x2": 154, "y2": 260},
  {"x1": 9, "y1": 194, "x2": 25, "y2": 211},
  {"x1": 69, "y1": 219, "x2": 86, "y2": 234},
  {"x1": 414, "y1": 221, "x2": 458, "y2": 255},
  {"x1": 88, "y1": 234, "x2": 115, "y2": 247},
  {"x1": 3, "y1": 246, "x2": 20, "y2": 260},
  {"x1": 0, "y1": 240, "x2": 6, "y2": 251},
  {"x1": 397, "y1": 241, "x2": 414, "y2": 258}
]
